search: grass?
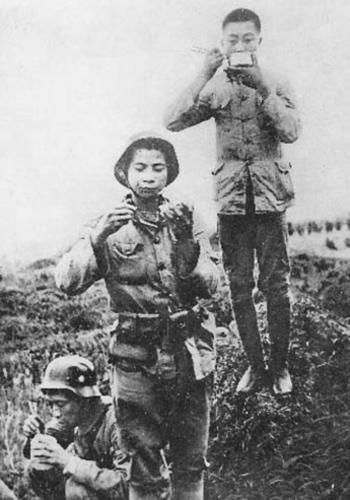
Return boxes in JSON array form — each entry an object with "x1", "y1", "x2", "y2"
[
  {"x1": 1, "y1": 257, "x2": 350, "y2": 499},
  {"x1": 207, "y1": 291, "x2": 350, "y2": 499}
]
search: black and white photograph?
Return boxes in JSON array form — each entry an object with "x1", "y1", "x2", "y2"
[{"x1": 1, "y1": 1, "x2": 350, "y2": 499}]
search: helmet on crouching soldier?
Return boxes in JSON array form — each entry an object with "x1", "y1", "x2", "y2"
[{"x1": 40, "y1": 355, "x2": 101, "y2": 398}]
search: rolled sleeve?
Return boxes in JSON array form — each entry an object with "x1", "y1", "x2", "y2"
[
  {"x1": 55, "y1": 232, "x2": 102, "y2": 296},
  {"x1": 63, "y1": 452, "x2": 129, "y2": 496},
  {"x1": 164, "y1": 84, "x2": 213, "y2": 132}
]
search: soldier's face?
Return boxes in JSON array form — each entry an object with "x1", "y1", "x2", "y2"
[
  {"x1": 46, "y1": 392, "x2": 81, "y2": 427},
  {"x1": 222, "y1": 21, "x2": 261, "y2": 56},
  {"x1": 127, "y1": 149, "x2": 168, "y2": 198}
]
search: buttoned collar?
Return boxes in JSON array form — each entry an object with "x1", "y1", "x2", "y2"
[{"x1": 124, "y1": 192, "x2": 169, "y2": 231}]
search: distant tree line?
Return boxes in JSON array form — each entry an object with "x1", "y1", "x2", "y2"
[
  {"x1": 209, "y1": 216, "x2": 350, "y2": 252},
  {"x1": 288, "y1": 216, "x2": 350, "y2": 237}
]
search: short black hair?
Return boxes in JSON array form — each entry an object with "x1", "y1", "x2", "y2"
[
  {"x1": 126, "y1": 138, "x2": 170, "y2": 166},
  {"x1": 114, "y1": 135, "x2": 179, "y2": 187},
  {"x1": 222, "y1": 8, "x2": 261, "y2": 33}
]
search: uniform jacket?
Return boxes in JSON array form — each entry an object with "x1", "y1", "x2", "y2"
[
  {"x1": 164, "y1": 69, "x2": 301, "y2": 214},
  {"x1": 28, "y1": 398, "x2": 128, "y2": 500},
  {"x1": 55, "y1": 194, "x2": 219, "y2": 379}
]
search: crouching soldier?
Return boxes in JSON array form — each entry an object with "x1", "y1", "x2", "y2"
[
  {"x1": 23, "y1": 355, "x2": 129, "y2": 500},
  {"x1": 55, "y1": 133, "x2": 219, "y2": 500}
]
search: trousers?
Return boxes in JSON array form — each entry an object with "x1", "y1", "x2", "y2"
[
  {"x1": 218, "y1": 211, "x2": 291, "y2": 372},
  {"x1": 111, "y1": 358, "x2": 212, "y2": 500}
]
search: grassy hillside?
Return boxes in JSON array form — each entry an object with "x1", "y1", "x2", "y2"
[{"x1": 1, "y1": 256, "x2": 350, "y2": 499}]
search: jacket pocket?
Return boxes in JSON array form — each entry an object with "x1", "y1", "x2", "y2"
[
  {"x1": 110, "y1": 239, "x2": 147, "y2": 283},
  {"x1": 274, "y1": 160, "x2": 294, "y2": 201}
]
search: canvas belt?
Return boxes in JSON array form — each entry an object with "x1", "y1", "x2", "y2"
[{"x1": 108, "y1": 310, "x2": 199, "y2": 363}]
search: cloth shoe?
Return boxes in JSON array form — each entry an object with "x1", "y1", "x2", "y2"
[
  {"x1": 236, "y1": 366, "x2": 265, "y2": 394},
  {"x1": 272, "y1": 368, "x2": 293, "y2": 395}
]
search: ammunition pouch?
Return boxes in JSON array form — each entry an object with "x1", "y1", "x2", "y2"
[{"x1": 109, "y1": 310, "x2": 199, "y2": 354}]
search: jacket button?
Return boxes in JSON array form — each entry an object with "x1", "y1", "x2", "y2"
[{"x1": 158, "y1": 262, "x2": 166, "y2": 271}]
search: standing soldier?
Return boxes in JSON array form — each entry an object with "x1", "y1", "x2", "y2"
[
  {"x1": 23, "y1": 355, "x2": 128, "y2": 500},
  {"x1": 164, "y1": 8, "x2": 301, "y2": 395},
  {"x1": 55, "y1": 132, "x2": 219, "y2": 500}
]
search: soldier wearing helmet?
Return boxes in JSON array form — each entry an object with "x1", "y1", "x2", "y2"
[
  {"x1": 55, "y1": 133, "x2": 219, "y2": 500},
  {"x1": 23, "y1": 355, "x2": 129, "y2": 500}
]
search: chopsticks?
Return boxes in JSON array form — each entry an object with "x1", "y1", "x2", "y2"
[{"x1": 190, "y1": 45, "x2": 211, "y2": 55}]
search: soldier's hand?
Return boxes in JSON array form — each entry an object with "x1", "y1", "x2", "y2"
[
  {"x1": 31, "y1": 436, "x2": 70, "y2": 469},
  {"x1": 23, "y1": 415, "x2": 43, "y2": 439},
  {"x1": 163, "y1": 203, "x2": 194, "y2": 241},
  {"x1": 162, "y1": 203, "x2": 201, "y2": 276},
  {"x1": 227, "y1": 53, "x2": 272, "y2": 98},
  {"x1": 91, "y1": 203, "x2": 136, "y2": 247},
  {"x1": 202, "y1": 48, "x2": 224, "y2": 79}
]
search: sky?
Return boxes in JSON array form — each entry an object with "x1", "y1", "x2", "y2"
[{"x1": 1, "y1": 0, "x2": 350, "y2": 261}]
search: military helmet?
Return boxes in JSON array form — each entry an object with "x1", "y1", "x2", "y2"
[
  {"x1": 114, "y1": 131, "x2": 179, "y2": 188},
  {"x1": 40, "y1": 355, "x2": 101, "y2": 398}
]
